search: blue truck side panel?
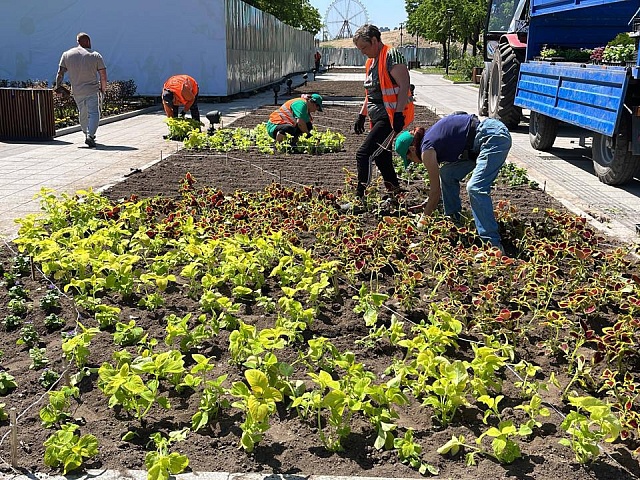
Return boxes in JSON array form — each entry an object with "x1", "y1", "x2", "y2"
[
  {"x1": 515, "y1": 62, "x2": 630, "y2": 136},
  {"x1": 530, "y1": 0, "x2": 629, "y2": 16},
  {"x1": 526, "y1": 0, "x2": 640, "y2": 60}
]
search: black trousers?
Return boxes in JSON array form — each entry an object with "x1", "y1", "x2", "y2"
[
  {"x1": 273, "y1": 121, "x2": 313, "y2": 143},
  {"x1": 162, "y1": 89, "x2": 201, "y2": 122},
  {"x1": 355, "y1": 116, "x2": 400, "y2": 197}
]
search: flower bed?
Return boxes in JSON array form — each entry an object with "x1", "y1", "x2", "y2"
[{"x1": 0, "y1": 99, "x2": 638, "y2": 480}]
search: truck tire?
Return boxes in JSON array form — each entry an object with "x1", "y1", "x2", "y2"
[
  {"x1": 477, "y1": 67, "x2": 489, "y2": 117},
  {"x1": 592, "y1": 116, "x2": 640, "y2": 185},
  {"x1": 529, "y1": 111, "x2": 558, "y2": 151},
  {"x1": 488, "y1": 43, "x2": 523, "y2": 128}
]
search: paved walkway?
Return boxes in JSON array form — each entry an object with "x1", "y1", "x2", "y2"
[
  {"x1": 0, "y1": 81, "x2": 300, "y2": 239},
  {"x1": 2, "y1": 70, "x2": 640, "y2": 248}
]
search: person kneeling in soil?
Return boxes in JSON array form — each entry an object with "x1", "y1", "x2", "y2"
[
  {"x1": 266, "y1": 93, "x2": 323, "y2": 145},
  {"x1": 162, "y1": 74, "x2": 200, "y2": 122},
  {"x1": 394, "y1": 112, "x2": 512, "y2": 254}
]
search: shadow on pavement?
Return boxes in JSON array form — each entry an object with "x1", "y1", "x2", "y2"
[
  {"x1": 93, "y1": 145, "x2": 139, "y2": 151},
  {"x1": 1, "y1": 139, "x2": 73, "y2": 146}
]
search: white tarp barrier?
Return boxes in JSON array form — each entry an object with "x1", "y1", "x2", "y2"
[{"x1": 0, "y1": 0, "x2": 314, "y2": 96}]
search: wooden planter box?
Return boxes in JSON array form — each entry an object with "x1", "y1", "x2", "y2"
[{"x1": 0, "y1": 88, "x2": 55, "y2": 140}]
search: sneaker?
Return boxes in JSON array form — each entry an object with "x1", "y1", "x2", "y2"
[
  {"x1": 377, "y1": 196, "x2": 399, "y2": 216},
  {"x1": 85, "y1": 135, "x2": 96, "y2": 148},
  {"x1": 339, "y1": 200, "x2": 367, "y2": 215}
]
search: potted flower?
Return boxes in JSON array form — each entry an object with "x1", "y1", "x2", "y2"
[{"x1": 599, "y1": 33, "x2": 636, "y2": 66}]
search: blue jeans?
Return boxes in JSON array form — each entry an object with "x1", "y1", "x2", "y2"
[
  {"x1": 439, "y1": 118, "x2": 511, "y2": 248},
  {"x1": 74, "y1": 92, "x2": 101, "y2": 137}
]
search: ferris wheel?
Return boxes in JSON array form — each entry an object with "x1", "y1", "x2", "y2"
[{"x1": 324, "y1": 0, "x2": 369, "y2": 41}]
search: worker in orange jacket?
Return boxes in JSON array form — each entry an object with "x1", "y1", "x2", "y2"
[
  {"x1": 162, "y1": 74, "x2": 200, "y2": 121},
  {"x1": 266, "y1": 93, "x2": 323, "y2": 144},
  {"x1": 349, "y1": 24, "x2": 414, "y2": 204}
]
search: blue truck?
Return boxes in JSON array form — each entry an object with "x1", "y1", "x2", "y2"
[{"x1": 477, "y1": 0, "x2": 640, "y2": 184}]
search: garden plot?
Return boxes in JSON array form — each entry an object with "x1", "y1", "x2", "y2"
[{"x1": 0, "y1": 82, "x2": 638, "y2": 480}]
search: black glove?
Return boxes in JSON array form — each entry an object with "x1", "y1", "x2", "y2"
[
  {"x1": 354, "y1": 114, "x2": 366, "y2": 134},
  {"x1": 179, "y1": 110, "x2": 186, "y2": 118},
  {"x1": 393, "y1": 112, "x2": 405, "y2": 133}
]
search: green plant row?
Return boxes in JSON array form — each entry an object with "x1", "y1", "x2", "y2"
[
  {"x1": 168, "y1": 119, "x2": 346, "y2": 155},
  {"x1": 4, "y1": 171, "x2": 640, "y2": 476}
]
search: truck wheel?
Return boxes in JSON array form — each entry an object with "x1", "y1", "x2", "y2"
[
  {"x1": 488, "y1": 43, "x2": 523, "y2": 128},
  {"x1": 529, "y1": 111, "x2": 558, "y2": 151},
  {"x1": 592, "y1": 117, "x2": 640, "y2": 185},
  {"x1": 477, "y1": 68, "x2": 489, "y2": 117}
]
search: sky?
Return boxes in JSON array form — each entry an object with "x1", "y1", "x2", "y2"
[{"x1": 310, "y1": 0, "x2": 408, "y2": 40}]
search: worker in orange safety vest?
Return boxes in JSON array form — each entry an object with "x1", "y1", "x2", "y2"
[
  {"x1": 347, "y1": 24, "x2": 414, "y2": 206},
  {"x1": 266, "y1": 93, "x2": 323, "y2": 144},
  {"x1": 162, "y1": 74, "x2": 200, "y2": 122}
]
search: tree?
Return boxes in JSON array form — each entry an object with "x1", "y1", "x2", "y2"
[
  {"x1": 245, "y1": 0, "x2": 323, "y2": 34},
  {"x1": 406, "y1": 0, "x2": 455, "y2": 66},
  {"x1": 460, "y1": 0, "x2": 486, "y2": 56},
  {"x1": 406, "y1": 0, "x2": 487, "y2": 60}
]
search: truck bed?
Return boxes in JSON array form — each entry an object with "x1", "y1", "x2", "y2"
[
  {"x1": 514, "y1": 61, "x2": 635, "y2": 136},
  {"x1": 526, "y1": 0, "x2": 640, "y2": 60}
]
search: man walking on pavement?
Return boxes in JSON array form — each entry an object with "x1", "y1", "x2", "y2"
[
  {"x1": 54, "y1": 32, "x2": 107, "y2": 148},
  {"x1": 346, "y1": 24, "x2": 414, "y2": 210}
]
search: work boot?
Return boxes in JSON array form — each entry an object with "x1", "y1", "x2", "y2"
[
  {"x1": 384, "y1": 182, "x2": 407, "y2": 195},
  {"x1": 85, "y1": 135, "x2": 96, "y2": 148}
]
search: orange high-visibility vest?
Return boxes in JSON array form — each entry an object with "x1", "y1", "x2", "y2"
[
  {"x1": 365, "y1": 45, "x2": 414, "y2": 125},
  {"x1": 268, "y1": 98, "x2": 310, "y2": 126},
  {"x1": 163, "y1": 75, "x2": 198, "y2": 110}
]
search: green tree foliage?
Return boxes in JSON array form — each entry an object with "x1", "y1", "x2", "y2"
[
  {"x1": 406, "y1": 0, "x2": 487, "y2": 58},
  {"x1": 245, "y1": 0, "x2": 322, "y2": 34}
]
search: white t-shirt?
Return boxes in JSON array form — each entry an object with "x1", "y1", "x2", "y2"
[{"x1": 59, "y1": 46, "x2": 106, "y2": 97}]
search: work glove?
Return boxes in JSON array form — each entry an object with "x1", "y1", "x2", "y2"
[
  {"x1": 179, "y1": 110, "x2": 187, "y2": 118},
  {"x1": 354, "y1": 114, "x2": 366, "y2": 134},
  {"x1": 393, "y1": 111, "x2": 405, "y2": 133},
  {"x1": 416, "y1": 214, "x2": 428, "y2": 231}
]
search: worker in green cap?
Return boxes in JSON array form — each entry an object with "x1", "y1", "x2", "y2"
[
  {"x1": 395, "y1": 112, "x2": 511, "y2": 254},
  {"x1": 266, "y1": 93, "x2": 323, "y2": 145}
]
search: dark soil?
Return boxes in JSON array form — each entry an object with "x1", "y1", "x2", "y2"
[{"x1": 0, "y1": 80, "x2": 639, "y2": 480}]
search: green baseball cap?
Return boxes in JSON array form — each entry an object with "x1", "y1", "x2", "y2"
[
  {"x1": 395, "y1": 130, "x2": 415, "y2": 168},
  {"x1": 310, "y1": 93, "x2": 323, "y2": 111}
]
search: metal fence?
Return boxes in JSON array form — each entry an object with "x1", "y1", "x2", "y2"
[
  {"x1": 226, "y1": 0, "x2": 315, "y2": 94},
  {"x1": 318, "y1": 46, "x2": 443, "y2": 67}
]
